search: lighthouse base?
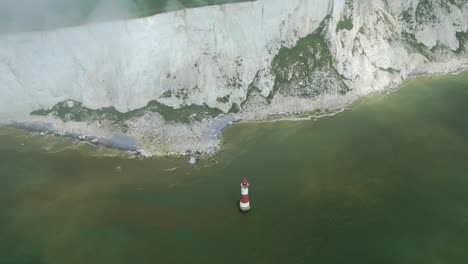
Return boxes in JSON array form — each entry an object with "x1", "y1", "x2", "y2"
[{"x1": 239, "y1": 201, "x2": 250, "y2": 212}]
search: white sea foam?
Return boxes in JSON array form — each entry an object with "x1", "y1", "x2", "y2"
[{"x1": 189, "y1": 157, "x2": 197, "y2": 164}]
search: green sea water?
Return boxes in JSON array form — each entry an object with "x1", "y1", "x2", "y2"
[{"x1": 1, "y1": 71, "x2": 468, "y2": 264}]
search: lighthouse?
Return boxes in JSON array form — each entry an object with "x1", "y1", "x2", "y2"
[{"x1": 239, "y1": 177, "x2": 250, "y2": 212}]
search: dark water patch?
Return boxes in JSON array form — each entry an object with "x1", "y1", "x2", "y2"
[
  {"x1": 95, "y1": 134, "x2": 139, "y2": 152},
  {"x1": 407, "y1": 68, "x2": 428, "y2": 76},
  {"x1": 8, "y1": 121, "x2": 140, "y2": 153},
  {"x1": 202, "y1": 115, "x2": 239, "y2": 141}
]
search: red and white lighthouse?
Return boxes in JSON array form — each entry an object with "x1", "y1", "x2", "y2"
[{"x1": 239, "y1": 177, "x2": 250, "y2": 212}]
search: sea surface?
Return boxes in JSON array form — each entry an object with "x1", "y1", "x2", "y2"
[{"x1": 1, "y1": 71, "x2": 468, "y2": 263}]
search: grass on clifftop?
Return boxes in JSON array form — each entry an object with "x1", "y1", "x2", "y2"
[{"x1": 133, "y1": 0, "x2": 252, "y2": 17}]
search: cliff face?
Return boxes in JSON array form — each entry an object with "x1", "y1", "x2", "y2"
[
  {"x1": 2, "y1": 0, "x2": 466, "y2": 116},
  {"x1": 0, "y1": 0, "x2": 333, "y2": 114},
  {"x1": 328, "y1": 0, "x2": 468, "y2": 96},
  {"x1": 0, "y1": 0, "x2": 467, "y2": 155}
]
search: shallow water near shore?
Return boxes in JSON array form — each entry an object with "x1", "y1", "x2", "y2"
[{"x1": 1, "y1": 71, "x2": 468, "y2": 263}]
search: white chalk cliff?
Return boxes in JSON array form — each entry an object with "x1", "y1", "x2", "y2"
[{"x1": 1, "y1": 0, "x2": 467, "y2": 155}]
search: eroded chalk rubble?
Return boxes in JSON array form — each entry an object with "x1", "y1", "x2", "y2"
[{"x1": 1, "y1": 0, "x2": 467, "y2": 156}]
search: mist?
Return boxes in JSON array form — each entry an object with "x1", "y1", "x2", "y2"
[
  {"x1": 0, "y1": 0, "x2": 139, "y2": 34},
  {"x1": 0, "y1": 0, "x2": 251, "y2": 34}
]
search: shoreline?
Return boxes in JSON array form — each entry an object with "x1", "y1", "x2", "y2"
[
  {"x1": 2, "y1": 67, "x2": 467, "y2": 157},
  {"x1": 0, "y1": 113, "x2": 241, "y2": 157}
]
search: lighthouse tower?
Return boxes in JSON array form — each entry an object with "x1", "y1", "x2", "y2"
[{"x1": 239, "y1": 177, "x2": 250, "y2": 212}]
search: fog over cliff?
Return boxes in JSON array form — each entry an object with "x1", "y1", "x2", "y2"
[
  {"x1": 0, "y1": 0, "x2": 247, "y2": 33},
  {"x1": 0, "y1": 0, "x2": 135, "y2": 33}
]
